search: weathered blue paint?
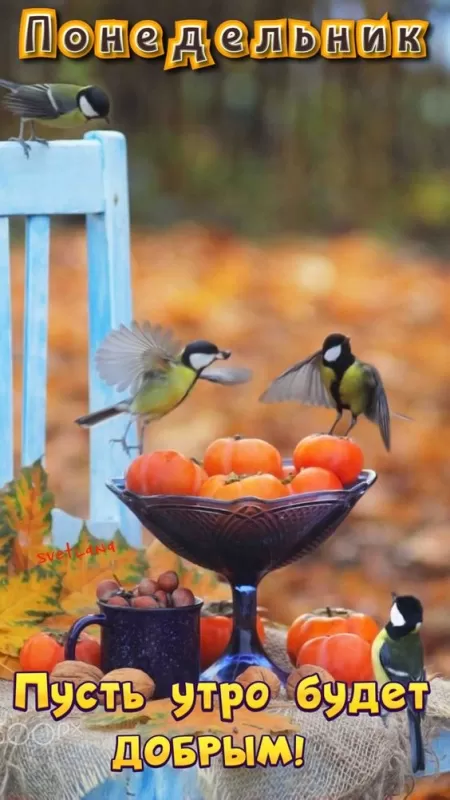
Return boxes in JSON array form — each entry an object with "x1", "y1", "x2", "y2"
[
  {"x1": 0, "y1": 140, "x2": 104, "y2": 215},
  {"x1": 0, "y1": 216, "x2": 13, "y2": 488},
  {"x1": 22, "y1": 215, "x2": 50, "y2": 467},
  {"x1": 0, "y1": 132, "x2": 140, "y2": 546},
  {"x1": 85, "y1": 131, "x2": 139, "y2": 544},
  {"x1": 83, "y1": 766, "x2": 203, "y2": 800}
]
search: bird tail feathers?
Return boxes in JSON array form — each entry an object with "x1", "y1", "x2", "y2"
[
  {"x1": 75, "y1": 405, "x2": 124, "y2": 428},
  {"x1": 407, "y1": 707, "x2": 425, "y2": 773}
]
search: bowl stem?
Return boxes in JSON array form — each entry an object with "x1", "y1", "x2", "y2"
[{"x1": 201, "y1": 582, "x2": 288, "y2": 683}]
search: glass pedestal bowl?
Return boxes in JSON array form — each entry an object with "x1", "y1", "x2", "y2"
[{"x1": 107, "y1": 468, "x2": 376, "y2": 683}]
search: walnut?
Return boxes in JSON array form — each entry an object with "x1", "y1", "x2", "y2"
[
  {"x1": 237, "y1": 666, "x2": 280, "y2": 699},
  {"x1": 49, "y1": 660, "x2": 104, "y2": 689},
  {"x1": 98, "y1": 667, "x2": 155, "y2": 705},
  {"x1": 286, "y1": 664, "x2": 334, "y2": 700}
]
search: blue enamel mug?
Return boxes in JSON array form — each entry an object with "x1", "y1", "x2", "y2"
[{"x1": 65, "y1": 596, "x2": 203, "y2": 699}]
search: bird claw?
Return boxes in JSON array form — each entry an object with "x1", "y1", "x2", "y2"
[
  {"x1": 28, "y1": 136, "x2": 49, "y2": 146},
  {"x1": 9, "y1": 137, "x2": 30, "y2": 158},
  {"x1": 109, "y1": 438, "x2": 142, "y2": 457}
]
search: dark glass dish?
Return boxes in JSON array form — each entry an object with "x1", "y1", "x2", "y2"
[{"x1": 107, "y1": 468, "x2": 377, "y2": 683}]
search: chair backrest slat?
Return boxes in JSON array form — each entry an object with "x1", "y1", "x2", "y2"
[
  {"x1": 0, "y1": 132, "x2": 141, "y2": 546},
  {"x1": 0, "y1": 216, "x2": 13, "y2": 488},
  {"x1": 22, "y1": 215, "x2": 50, "y2": 466}
]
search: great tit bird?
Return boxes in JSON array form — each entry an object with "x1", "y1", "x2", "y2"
[
  {"x1": 372, "y1": 594, "x2": 426, "y2": 773},
  {"x1": 259, "y1": 333, "x2": 395, "y2": 451},
  {"x1": 75, "y1": 320, "x2": 252, "y2": 455},
  {"x1": 0, "y1": 80, "x2": 110, "y2": 157}
]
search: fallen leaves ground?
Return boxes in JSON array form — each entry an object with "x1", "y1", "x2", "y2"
[{"x1": 8, "y1": 225, "x2": 450, "y2": 795}]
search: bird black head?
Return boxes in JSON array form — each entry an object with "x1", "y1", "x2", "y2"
[
  {"x1": 182, "y1": 340, "x2": 231, "y2": 373},
  {"x1": 387, "y1": 594, "x2": 423, "y2": 639},
  {"x1": 321, "y1": 333, "x2": 352, "y2": 367},
  {"x1": 77, "y1": 86, "x2": 110, "y2": 121}
]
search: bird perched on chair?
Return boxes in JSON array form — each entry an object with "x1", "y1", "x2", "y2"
[
  {"x1": 75, "y1": 320, "x2": 253, "y2": 455},
  {"x1": 372, "y1": 594, "x2": 427, "y2": 773},
  {"x1": 259, "y1": 333, "x2": 408, "y2": 451},
  {"x1": 0, "y1": 80, "x2": 110, "y2": 157}
]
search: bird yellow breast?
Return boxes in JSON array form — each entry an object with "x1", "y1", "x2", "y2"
[
  {"x1": 371, "y1": 630, "x2": 390, "y2": 686},
  {"x1": 130, "y1": 364, "x2": 197, "y2": 418},
  {"x1": 339, "y1": 363, "x2": 368, "y2": 415}
]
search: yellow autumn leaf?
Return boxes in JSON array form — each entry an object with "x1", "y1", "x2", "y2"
[
  {"x1": 0, "y1": 653, "x2": 20, "y2": 680},
  {"x1": 0, "y1": 459, "x2": 53, "y2": 573},
  {"x1": 87, "y1": 698, "x2": 300, "y2": 746},
  {"x1": 0, "y1": 568, "x2": 62, "y2": 657},
  {"x1": 145, "y1": 539, "x2": 230, "y2": 602},
  {"x1": 59, "y1": 529, "x2": 147, "y2": 620}
]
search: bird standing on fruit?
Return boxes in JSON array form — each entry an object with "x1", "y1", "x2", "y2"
[
  {"x1": 75, "y1": 320, "x2": 252, "y2": 455},
  {"x1": 260, "y1": 333, "x2": 410, "y2": 451},
  {"x1": 371, "y1": 594, "x2": 427, "y2": 773}
]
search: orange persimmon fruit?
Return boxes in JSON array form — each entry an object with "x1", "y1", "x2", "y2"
[
  {"x1": 199, "y1": 473, "x2": 290, "y2": 500},
  {"x1": 19, "y1": 632, "x2": 64, "y2": 672},
  {"x1": 125, "y1": 451, "x2": 206, "y2": 496},
  {"x1": 203, "y1": 435, "x2": 283, "y2": 478},
  {"x1": 297, "y1": 632, "x2": 374, "y2": 683},
  {"x1": 287, "y1": 607, "x2": 379, "y2": 665},
  {"x1": 293, "y1": 434, "x2": 364, "y2": 486},
  {"x1": 290, "y1": 467, "x2": 343, "y2": 494}
]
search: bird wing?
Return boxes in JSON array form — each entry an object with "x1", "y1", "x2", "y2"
[
  {"x1": 95, "y1": 321, "x2": 183, "y2": 394},
  {"x1": 0, "y1": 82, "x2": 63, "y2": 119},
  {"x1": 380, "y1": 637, "x2": 427, "y2": 714},
  {"x1": 199, "y1": 367, "x2": 253, "y2": 385},
  {"x1": 259, "y1": 351, "x2": 335, "y2": 408},
  {"x1": 362, "y1": 363, "x2": 391, "y2": 450}
]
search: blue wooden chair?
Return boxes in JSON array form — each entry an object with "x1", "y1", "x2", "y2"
[{"x1": 0, "y1": 130, "x2": 140, "y2": 546}]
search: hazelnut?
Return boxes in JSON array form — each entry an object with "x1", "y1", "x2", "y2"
[
  {"x1": 108, "y1": 595, "x2": 129, "y2": 607},
  {"x1": 157, "y1": 571, "x2": 179, "y2": 593},
  {"x1": 137, "y1": 578, "x2": 157, "y2": 596},
  {"x1": 96, "y1": 579, "x2": 120, "y2": 601},
  {"x1": 131, "y1": 595, "x2": 159, "y2": 609},
  {"x1": 171, "y1": 588, "x2": 195, "y2": 607},
  {"x1": 154, "y1": 590, "x2": 169, "y2": 607}
]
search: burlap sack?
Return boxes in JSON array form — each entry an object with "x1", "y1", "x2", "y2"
[
  {"x1": 0, "y1": 626, "x2": 448, "y2": 800},
  {"x1": 199, "y1": 628, "x2": 450, "y2": 800}
]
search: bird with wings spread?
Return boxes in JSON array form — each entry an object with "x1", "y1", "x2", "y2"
[{"x1": 75, "y1": 320, "x2": 252, "y2": 455}]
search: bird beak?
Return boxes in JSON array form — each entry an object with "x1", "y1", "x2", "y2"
[{"x1": 218, "y1": 350, "x2": 231, "y2": 360}]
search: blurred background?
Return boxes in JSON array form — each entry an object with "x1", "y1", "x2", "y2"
[{"x1": 2, "y1": 1, "x2": 450, "y2": 792}]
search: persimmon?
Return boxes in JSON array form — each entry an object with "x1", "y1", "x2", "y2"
[
  {"x1": 199, "y1": 473, "x2": 290, "y2": 500},
  {"x1": 203, "y1": 435, "x2": 283, "y2": 478},
  {"x1": 297, "y1": 633, "x2": 374, "y2": 684},
  {"x1": 75, "y1": 633, "x2": 102, "y2": 668},
  {"x1": 290, "y1": 467, "x2": 343, "y2": 494},
  {"x1": 20, "y1": 632, "x2": 64, "y2": 672},
  {"x1": 287, "y1": 607, "x2": 379, "y2": 665},
  {"x1": 293, "y1": 434, "x2": 364, "y2": 485},
  {"x1": 200, "y1": 615, "x2": 265, "y2": 670},
  {"x1": 125, "y1": 451, "x2": 206, "y2": 496}
]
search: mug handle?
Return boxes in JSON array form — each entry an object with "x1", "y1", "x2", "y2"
[{"x1": 65, "y1": 613, "x2": 106, "y2": 660}]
